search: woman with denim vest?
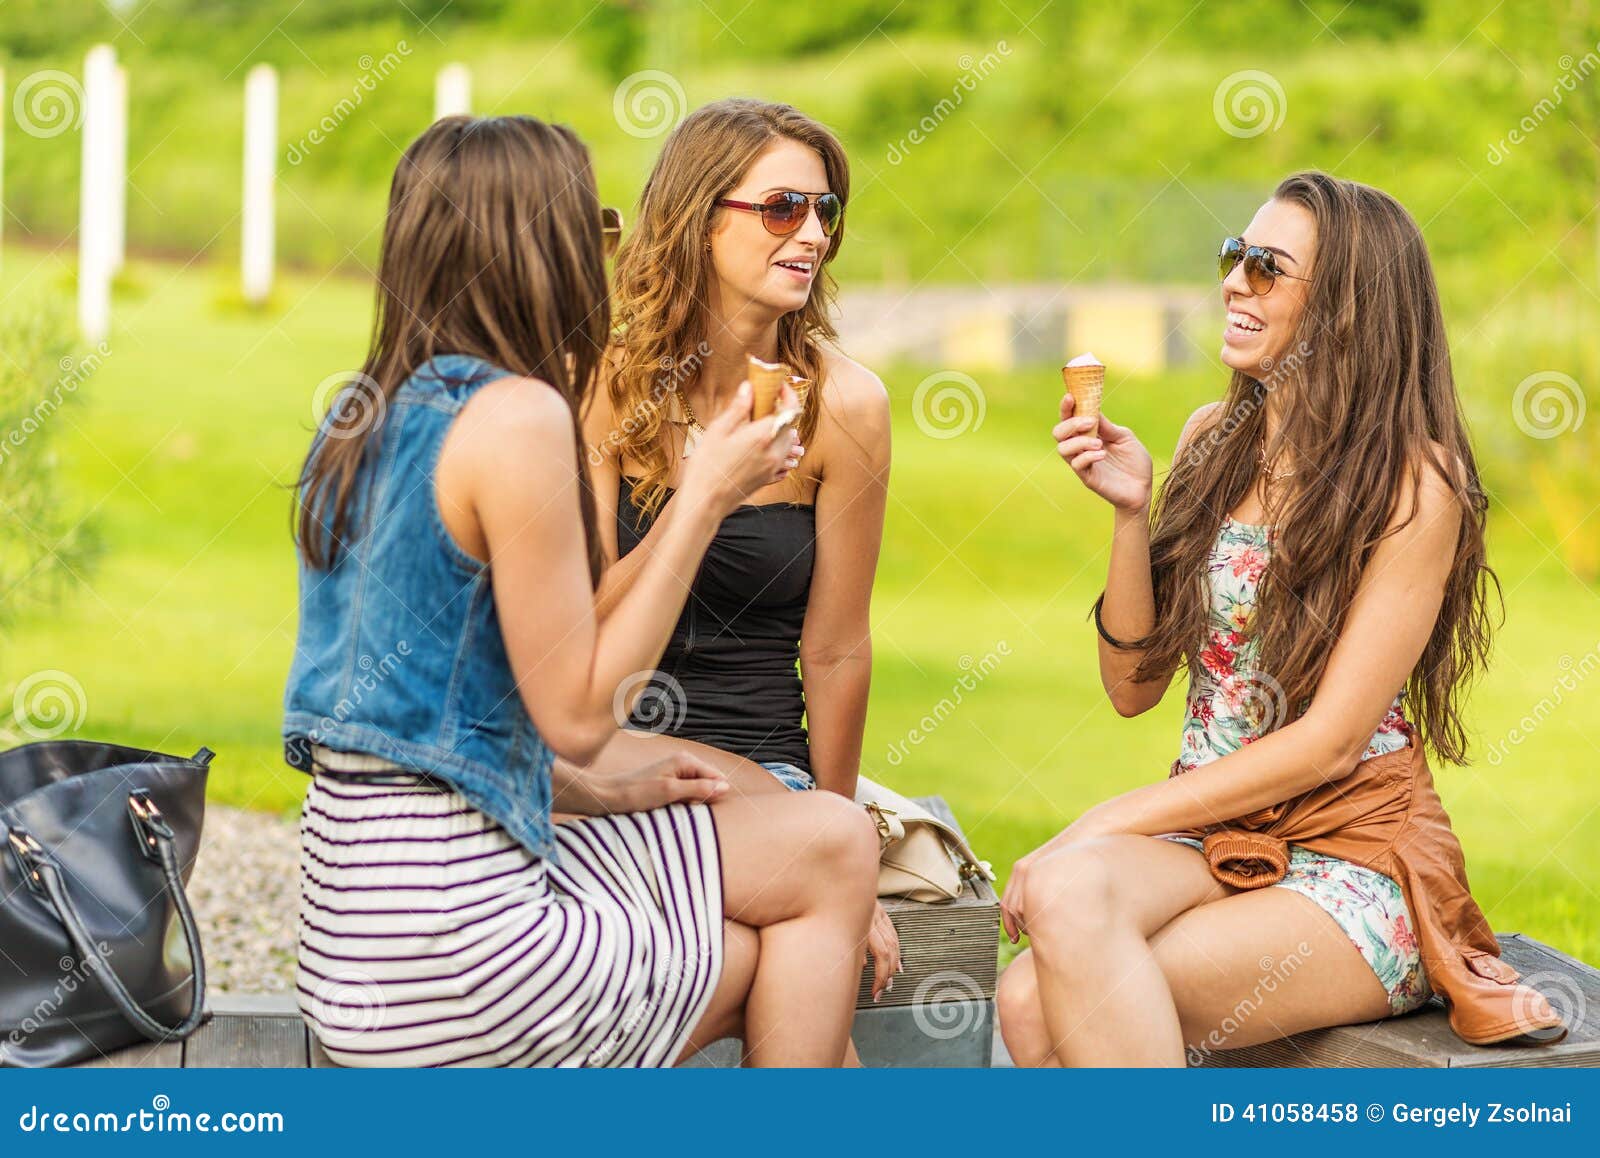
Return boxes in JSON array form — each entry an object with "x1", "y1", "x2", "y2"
[
  {"x1": 996, "y1": 172, "x2": 1563, "y2": 1065},
  {"x1": 282, "y1": 115, "x2": 877, "y2": 1067}
]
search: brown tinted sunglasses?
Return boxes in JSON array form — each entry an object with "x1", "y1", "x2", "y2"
[
  {"x1": 602, "y1": 207, "x2": 623, "y2": 258},
  {"x1": 716, "y1": 191, "x2": 843, "y2": 237},
  {"x1": 1218, "y1": 235, "x2": 1309, "y2": 295}
]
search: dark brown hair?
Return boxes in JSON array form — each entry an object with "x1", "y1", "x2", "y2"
[
  {"x1": 1116, "y1": 170, "x2": 1498, "y2": 764},
  {"x1": 608, "y1": 98, "x2": 849, "y2": 516},
  {"x1": 294, "y1": 115, "x2": 610, "y2": 581}
]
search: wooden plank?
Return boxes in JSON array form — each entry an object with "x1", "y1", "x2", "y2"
[
  {"x1": 184, "y1": 1010, "x2": 308, "y2": 1068},
  {"x1": 686, "y1": 999, "x2": 995, "y2": 1069}
]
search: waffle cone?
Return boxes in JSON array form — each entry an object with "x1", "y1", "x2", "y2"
[
  {"x1": 747, "y1": 355, "x2": 790, "y2": 419},
  {"x1": 1061, "y1": 364, "x2": 1105, "y2": 423}
]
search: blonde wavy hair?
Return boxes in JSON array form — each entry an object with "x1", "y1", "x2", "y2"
[{"x1": 607, "y1": 98, "x2": 850, "y2": 517}]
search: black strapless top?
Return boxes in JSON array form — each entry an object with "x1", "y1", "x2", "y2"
[{"x1": 617, "y1": 476, "x2": 816, "y2": 770}]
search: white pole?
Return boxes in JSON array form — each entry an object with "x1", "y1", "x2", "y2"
[
  {"x1": 434, "y1": 64, "x2": 471, "y2": 119},
  {"x1": 77, "y1": 45, "x2": 116, "y2": 343},
  {"x1": 108, "y1": 65, "x2": 127, "y2": 273},
  {"x1": 242, "y1": 63, "x2": 277, "y2": 307}
]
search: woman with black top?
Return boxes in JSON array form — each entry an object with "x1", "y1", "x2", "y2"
[{"x1": 555, "y1": 98, "x2": 901, "y2": 1012}]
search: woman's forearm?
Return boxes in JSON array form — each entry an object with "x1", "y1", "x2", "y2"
[
  {"x1": 595, "y1": 493, "x2": 693, "y2": 621},
  {"x1": 1069, "y1": 716, "x2": 1356, "y2": 840},
  {"x1": 799, "y1": 649, "x2": 871, "y2": 799},
  {"x1": 1098, "y1": 502, "x2": 1166, "y2": 707},
  {"x1": 585, "y1": 498, "x2": 722, "y2": 731}
]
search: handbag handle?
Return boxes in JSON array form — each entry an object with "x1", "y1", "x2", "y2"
[{"x1": 7, "y1": 791, "x2": 206, "y2": 1043}]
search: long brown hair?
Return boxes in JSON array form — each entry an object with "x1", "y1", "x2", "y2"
[
  {"x1": 1117, "y1": 171, "x2": 1498, "y2": 765},
  {"x1": 294, "y1": 115, "x2": 610, "y2": 581},
  {"x1": 608, "y1": 98, "x2": 849, "y2": 516}
]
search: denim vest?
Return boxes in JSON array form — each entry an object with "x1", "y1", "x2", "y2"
[{"x1": 283, "y1": 354, "x2": 555, "y2": 859}]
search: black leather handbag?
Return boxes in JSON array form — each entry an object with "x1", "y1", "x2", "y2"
[{"x1": 1, "y1": 740, "x2": 211, "y2": 1067}]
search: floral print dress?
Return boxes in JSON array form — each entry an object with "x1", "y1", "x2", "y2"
[{"x1": 1163, "y1": 515, "x2": 1432, "y2": 1015}]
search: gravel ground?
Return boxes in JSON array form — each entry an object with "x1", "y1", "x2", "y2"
[{"x1": 188, "y1": 803, "x2": 300, "y2": 995}]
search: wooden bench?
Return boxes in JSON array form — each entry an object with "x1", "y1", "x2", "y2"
[
  {"x1": 990, "y1": 933, "x2": 1600, "y2": 1068},
  {"x1": 76, "y1": 796, "x2": 1003, "y2": 1069},
  {"x1": 76, "y1": 937, "x2": 1598, "y2": 1069}
]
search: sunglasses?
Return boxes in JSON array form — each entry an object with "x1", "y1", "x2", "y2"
[
  {"x1": 716, "y1": 191, "x2": 843, "y2": 237},
  {"x1": 1218, "y1": 236, "x2": 1309, "y2": 295},
  {"x1": 601, "y1": 207, "x2": 623, "y2": 258}
]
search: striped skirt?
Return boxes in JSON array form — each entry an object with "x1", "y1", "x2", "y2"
[{"x1": 295, "y1": 772, "x2": 724, "y2": 1067}]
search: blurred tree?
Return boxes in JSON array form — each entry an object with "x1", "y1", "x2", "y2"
[{"x1": 0, "y1": 300, "x2": 102, "y2": 634}]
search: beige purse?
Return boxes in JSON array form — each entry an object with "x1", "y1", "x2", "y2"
[{"x1": 854, "y1": 774, "x2": 995, "y2": 903}]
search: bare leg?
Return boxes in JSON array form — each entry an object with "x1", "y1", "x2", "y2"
[
  {"x1": 676, "y1": 920, "x2": 759, "y2": 1064},
  {"x1": 1012, "y1": 835, "x2": 1232, "y2": 1066},
  {"x1": 995, "y1": 952, "x2": 1058, "y2": 1067},
  {"x1": 1151, "y1": 886, "x2": 1392, "y2": 1060},
  {"x1": 694, "y1": 790, "x2": 877, "y2": 1066}
]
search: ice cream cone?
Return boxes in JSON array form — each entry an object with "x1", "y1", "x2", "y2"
[
  {"x1": 1061, "y1": 353, "x2": 1105, "y2": 424},
  {"x1": 746, "y1": 355, "x2": 790, "y2": 419},
  {"x1": 787, "y1": 375, "x2": 812, "y2": 411}
]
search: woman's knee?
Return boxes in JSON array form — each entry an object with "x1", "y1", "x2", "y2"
[
  {"x1": 997, "y1": 952, "x2": 1040, "y2": 1029},
  {"x1": 1023, "y1": 841, "x2": 1123, "y2": 951},
  {"x1": 799, "y1": 791, "x2": 879, "y2": 881}
]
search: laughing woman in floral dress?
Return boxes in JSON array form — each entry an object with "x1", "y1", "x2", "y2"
[{"x1": 996, "y1": 170, "x2": 1563, "y2": 1066}]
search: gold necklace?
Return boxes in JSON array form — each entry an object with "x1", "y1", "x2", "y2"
[
  {"x1": 1257, "y1": 441, "x2": 1297, "y2": 481},
  {"x1": 674, "y1": 387, "x2": 705, "y2": 458}
]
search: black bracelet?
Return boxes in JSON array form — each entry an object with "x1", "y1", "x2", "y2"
[{"x1": 1092, "y1": 596, "x2": 1139, "y2": 650}]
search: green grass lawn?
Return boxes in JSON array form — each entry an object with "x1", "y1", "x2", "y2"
[{"x1": 5, "y1": 244, "x2": 1598, "y2": 967}]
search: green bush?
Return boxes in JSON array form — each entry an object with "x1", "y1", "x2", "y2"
[{"x1": 0, "y1": 297, "x2": 101, "y2": 631}]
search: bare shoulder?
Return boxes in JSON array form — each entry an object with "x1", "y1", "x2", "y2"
[
  {"x1": 454, "y1": 376, "x2": 577, "y2": 468},
  {"x1": 817, "y1": 349, "x2": 890, "y2": 434},
  {"x1": 1397, "y1": 438, "x2": 1464, "y2": 526},
  {"x1": 1174, "y1": 400, "x2": 1225, "y2": 457}
]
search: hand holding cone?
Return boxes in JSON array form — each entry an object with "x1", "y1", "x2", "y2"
[
  {"x1": 1061, "y1": 351, "x2": 1105, "y2": 424},
  {"x1": 746, "y1": 355, "x2": 791, "y2": 419}
]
